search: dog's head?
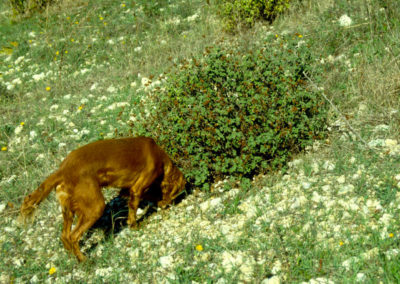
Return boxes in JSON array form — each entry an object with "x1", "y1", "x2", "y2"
[{"x1": 167, "y1": 166, "x2": 186, "y2": 201}]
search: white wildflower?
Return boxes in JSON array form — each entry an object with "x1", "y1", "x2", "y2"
[
  {"x1": 186, "y1": 14, "x2": 199, "y2": 22},
  {"x1": 11, "y1": 79, "x2": 22, "y2": 87},
  {"x1": 30, "y1": 275, "x2": 39, "y2": 283},
  {"x1": 385, "y1": 139, "x2": 397, "y2": 147},
  {"x1": 107, "y1": 102, "x2": 129, "y2": 111},
  {"x1": 80, "y1": 129, "x2": 90, "y2": 135},
  {"x1": 6, "y1": 83, "x2": 15, "y2": 90},
  {"x1": 323, "y1": 161, "x2": 335, "y2": 171},
  {"x1": 337, "y1": 175, "x2": 346, "y2": 184},
  {"x1": 134, "y1": 46, "x2": 142, "y2": 52},
  {"x1": 200, "y1": 197, "x2": 222, "y2": 212},
  {"x1": 14, "y1": 125, "x2": 23, "y2": 135},
  {"x1": 221, "y1": 251, "x2": 243, "y2": 273},
  {"x1": 306, "y1": 278, "x2": 335, "y2": 284},
  {"x1": 13, "y1": 258, "x2": 23, "y2": 267},
  {"x1": 14, "y1": 56, "x2": 25, "y2": 65},
  {"x1": 374, "y1": 124, "x2": 389, "y2": 132},
  {"x1": 50, "y1": 104, "x2": 59, "y2": 111},
  {"x1": 4, "y1": 226, "x2": 15, "y2": 233},
  {"x1": 95, "y1": 267, "x2": 113, "y2": 277},
  {"x1": 366, "y1": 199, "x2": 382, "y2": 212},
  {"x1": 356, "y1": 273, "x2": 366, "y2": 282},
  {"x1": 36, "y1": 154, "x2": 45, "y2": 161},
  {"x1": 385, "y1": 249, "x2": 400, "y2": 260},
  {"x1": 311, "y1": 191, "x2": 323, "y2": 203},
  {"x1": 368, "y1": 139, "x2": 385, "y2": 147},
  {"x1": 338, "y1": 184, "x2": 354, "y2": 195},
  {"x1": 159, "y1": 255, "x2": 173, "y2": 269},
  {"x1": 342, "y1": 257, "x2": 358, "y2": 271},
  {"x1": 29, "y1": 130, "x2": 37, "y2": 140},
  {"x1": 271, "y1": 259, "x2": 282, "y2": 274},
  {"x1": 0, "y1": 203, "x2": 6, "y2": 213},
  {"x1": 90, "y1": 83, "x2": 98, "y2": 90},
  {"x1": 339, "y1": 15, "x2": 352, "y2": 27},
  {"x1": 302, "y1": 182, "x2": 311, "y2": 189},
  {"x1": 32, "y1": 72, "x2": 45, "y2": 81},
  {"x1": 290, "y1": 195, "x2": 307, "y2": 209},
  {"x1": 362, "y1": 247, "x2": 379, "y2": 260},
  {"x1": 107, "y1": 85, "x2": 117, "y2": 93},
  {"x1": 379, "y1": 213, "x2": 392, "y2": 226},
  {"x1": 141, "y1": 77, "x2": 150, "y2": 86},
  {"x1": 80, "y1": 68, "x2": 90, "y2": 75}
]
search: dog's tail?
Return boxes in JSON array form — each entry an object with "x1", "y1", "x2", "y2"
[{"x1": 19, "y1": 171, "x2": 62, "y2": 224}]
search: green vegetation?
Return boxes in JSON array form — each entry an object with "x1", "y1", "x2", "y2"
[
  {"x1": 9, "y1": 0, "x2": 56, "y2": 15},
  {"x1": 1, "y1": 0, "x2": 400, "y2": 282},
  {"x1": 137, "y1": 37, "x2": 327, "y2": 188},
  {"x1": 217, "y1": 0, "x2": 291, "y2": 32}
]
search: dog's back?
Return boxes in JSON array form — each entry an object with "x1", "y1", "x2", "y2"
[{"x1": 59, "y1": 137, "x2": 169, "y2": 188}]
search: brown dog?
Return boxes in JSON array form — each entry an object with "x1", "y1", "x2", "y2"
[{"x1": 19, "y1": 137, "x2": 186, "y2": 262}]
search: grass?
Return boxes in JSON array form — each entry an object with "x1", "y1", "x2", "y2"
[{"x1": 1, "y1": 0, "x2": 400, "y2": 282}]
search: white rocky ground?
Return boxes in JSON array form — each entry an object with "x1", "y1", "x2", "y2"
[{"x1": 1, "y1": 136, "x2": 400, "y2": 283}]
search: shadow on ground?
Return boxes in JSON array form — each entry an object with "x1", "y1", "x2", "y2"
[{"x1": 81, "y1": 182, "x2": 191, "y2": 251}]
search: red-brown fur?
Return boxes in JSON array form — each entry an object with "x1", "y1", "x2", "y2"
[{"x1": 19, "y1": 137, "x2": 186, "y2": 262}]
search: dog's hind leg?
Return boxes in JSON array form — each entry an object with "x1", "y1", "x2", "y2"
[
  {"x1": 61, "y1": 208, "x2": 74, "y2": 251},
  {"x1": 68, "y1": 178, "x2": 105, "y2": 262},
  {"x1": 56, "y1": 184, "x2": 74, "y2": 252}
]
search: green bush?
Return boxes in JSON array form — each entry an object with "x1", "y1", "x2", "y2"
[
  {"x1": 9, "y1": 0, "x2": 56, "y2": 15},
  {"x1": 134, "y1": 35, "x2": 327, "y2": 189},
  {"x1": 217, "y1": 0, "x2": 292, "y2": 32}
]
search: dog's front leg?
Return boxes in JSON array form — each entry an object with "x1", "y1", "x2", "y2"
[
  {"x1": 127, "y1": 170, "x2": 159, "y2": 228},
  {"x1": 127, "y1": 192, "x2": 140, "y2": 228}
]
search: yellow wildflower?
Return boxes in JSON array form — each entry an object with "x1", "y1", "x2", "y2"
[
  {"x1": 20, "y1": 122, "x2": 25, "y2": 126},
  {"x1": 46, "y1": 86, "x2": 51, "y2": 91},
  {"x1": 49, "y1": 267, "x2": 56, "y2": 275},
  {"x1": 121, "y1": 3, "x2": 126, "y2": 8},
  {"x1": 10, "y1": 41, "x2": 19, "y2": 47},
  {"x1": 66, "y1": 16, "x2": 70, "y2": 20},
  {"x1": 78, "y1": 105, "x2": 84, "y2": 111},
  {"x1": 75, "y1": 21, "x2": 79, "y2": 25},
  {"x1": 389, "y1": 233, "x2": 394, "y2": 238},
  {"x1": 56, "y1": 51, "x2": 59, "y2": 55},
  {"x1": 65, "y1": 50, "x2": 68, "y2": 54},
  {"x1": 71, "y1": 38, "x2": 75, "y2": 42},
  {"x1": 99, "y1": 16, "x2": 104, "y2": 21},
  {"x1": 298, "y1": 34, "x2": 303, "y2": 38},
  {"x1": 1, "y1": 146, "x2": 7, "y2": 151},
  {"x1": 195, "y1": 244, "x2": 203, "y2": 251},
  {"x1": 339, "y1": 241, "x2": 344, "y2": 246}
]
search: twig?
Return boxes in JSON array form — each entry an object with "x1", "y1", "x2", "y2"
[{"x1": 303, "y1": 71, "x2": 371, "y2": 149}]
